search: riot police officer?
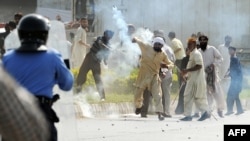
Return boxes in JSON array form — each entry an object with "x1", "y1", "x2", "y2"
[{"x1": 2, "y1": 13, "x2": 74, "y2": 141}]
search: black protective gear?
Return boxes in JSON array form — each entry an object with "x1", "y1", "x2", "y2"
[{"x1": 17, "y1": 13, "x2": 50, "y2": 52}]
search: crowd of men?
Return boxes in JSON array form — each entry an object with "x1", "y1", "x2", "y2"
[
  {"x1": 130, "y1": 29, "x2": 244, "y2": 121},
  {"x1": 0, "y1": 11, "x2": 245, "y2": 140}
]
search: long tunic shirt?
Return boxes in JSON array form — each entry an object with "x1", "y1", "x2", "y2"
[
  {"x1": 198, "y1": 45, "x2": 225, "y2": 110},
  {"x1": 134, "y1": 37, "x2": 174, "y2": 90},
  {"x1": 185, "y1": 48, "x2": 206, "y2": 98},
  {"x1": 170, "y1": 38, "x2": 185, "y2": 60},
  {"x1": 217, "y1": 44, "x2": 230, "y2": 79},
  {"x1": 71, "y1": 26, "x2": 88, "y2": 69},
  {"x1": 133, "y1": 37, "x2": 174, "y2": 111},
  {"x1": 183, "y1": 48, "x2": 208, "y2": 116}
]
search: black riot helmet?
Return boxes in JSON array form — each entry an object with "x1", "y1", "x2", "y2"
[{"x1": 17, "y1": 13, "x2": 50, "y2": 51}]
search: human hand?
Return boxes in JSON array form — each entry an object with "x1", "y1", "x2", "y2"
[{"x1": 181, "y1": 69, "x2": 188, "y2": 76}]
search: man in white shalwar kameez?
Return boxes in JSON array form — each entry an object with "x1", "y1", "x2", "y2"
[
  {"x1": 198, "y1": 35, "x2": 225, "y2": 118},
  {"x1": 180, "y1": 38, "x2": 210, "y2": 121},
  {"x1": 217, "y1": 35, "x2": 232, "y2": 96},
  {"x1": 71, "y1": 18, "x2": 90, "y2": 69}
]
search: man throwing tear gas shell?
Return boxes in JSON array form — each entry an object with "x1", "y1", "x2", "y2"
[{"x1": 132, "y1": 36, "x2": 174, "y2": 121}]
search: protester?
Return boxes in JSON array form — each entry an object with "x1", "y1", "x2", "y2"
[
  {"x1": 71, "y1": 17, "x2": 90, "y2": 69},
  {"x1": 198, "y1": 35, "x2": 225, "y2": 118},
  {"x1": 14, "y1": 12, "x2": 23, "y2": 25},
  {"x1": 132, "y1": 36, "x2": 174, "y2": 121},
  {"x1": 217, "y1": 35, "x2": 232, "y2": 96},
  {"x1": 140, "y1": 30, "x2": 175, "y2": 118},
  {"x1": 225, "y1": 47, "x2": 244, "y2": 116},
  {"x1": 160, "y1": 40, "x2": 176, "y2": 118},
  {"x1": 76, "y1": 30, "x2": 114, "y2": 101},
  {"x1": 175, "y1": 47, "x2": 190, "y2": 115},
  {"x1": 168, "y1": 31, "x2": 185, "y2": 87},
  {"x1": 180, "y1": 38, "x2": 210, "y2": 121}
]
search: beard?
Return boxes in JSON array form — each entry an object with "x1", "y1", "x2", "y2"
[
  {"x1": 153, "y1": 47, "x2": 162, "y2": 52},
  {"x1": 200, "y1": 42, "x2": 208, "y2": 51}
]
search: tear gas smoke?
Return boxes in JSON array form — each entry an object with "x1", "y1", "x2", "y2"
[{"x1": 107, "y1": 6, "x2": 153, "y2": 78}]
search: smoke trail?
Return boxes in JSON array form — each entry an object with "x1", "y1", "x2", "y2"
[
  {"x1": 106, "y1": 5, "x2": 155, "y2": 83},
  {"x1": 107, "y1": 6, "x2": 142, "y2": 77},
  {"x1": 112, "y1": 6, "x2": 130, "y2": 46}
]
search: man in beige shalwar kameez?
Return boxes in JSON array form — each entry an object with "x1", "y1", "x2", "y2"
[
  {"x1": 71, "y1": 18, "x2": 90, "y2": 69},
  {"x1": 180, "y1": 38, "x2": 210, "y2": 121},
  {"x1": 132, "y1": 37, "x2": 174, "y2": 121}
]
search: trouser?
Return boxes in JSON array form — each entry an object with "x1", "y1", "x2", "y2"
[
  {"x1": 220, "y1": 77, "x2": 230, "y2": 96},
  {"x1": 77, "y1": 52, "x2": 105, "y2": 99},
  {"x1": 183, "y1": 92, "x2": 209, "y2": 117},
  {"x1": 134, "y1": 75, "x2": 163, "y2": 113},
  {"x1": 175, "y1": 82, "x2": 186, "y2": 114},
  {"x1": 175, "y1": 59, "x2": 182, "y2": 87},
  {"x1": 135, "y1": 87, "x2": 163, "y2": 113},
  {"x1": 226, "y1": 94, "x2": 243, "y2": 113},
  {"x1": 226, "y1": 82, "x2": 243, "y2": 113},
  {"x1": 161, "y1": 76, "x2": 172, "y2": 115},
  {"x1": 134, "y1": 77, "x2": 163, "y2": 113},
  {"x1": 141, "y1": 89, "x2": 152, "y2": 116},
  {"x1": 37, "y1": 96, "x2": 59, "y2": 141},
  {"x1": 206, "y1": 81, "x2": 225, "y2": 111}
]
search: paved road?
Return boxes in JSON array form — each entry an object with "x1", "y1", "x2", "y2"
[
  {"x1": 74, "y1": 111, "x2": 249, "y2": 141},
  {"x1": 52, "y1": 88, "x2": 249, "y2": 141},
  {"x1": 54, "y1": 95, "x2": 249, "y2": 141}
]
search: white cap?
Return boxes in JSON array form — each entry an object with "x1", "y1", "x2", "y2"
[{"x1": 152, "y1": 37, "x2": 165, "y2": 46}]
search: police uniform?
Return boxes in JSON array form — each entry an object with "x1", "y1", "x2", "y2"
[{"x1": 2, "y1": 14, "x2": 74, "y2": 141}]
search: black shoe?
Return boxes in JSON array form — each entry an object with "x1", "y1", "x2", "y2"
[
  {"x1": 161, "y1": 113, "x2": 172, "y2": 118},
  {"x1": 235, "y1": 111, "x2": 244, "y2": 115},
  {"x1": 157, "y1": 112, "x2": 165, "y2": 121},
  {"x1": 217, "y1": 110, "x2": 224, "y2": 118},
  {"x1": 135, "y1": 108, "x2": 142, "y2": 115},
  {"x1": 198, "y1": 111, "x2": 210, "y2": 121},
  {"x1": 180, "y1": 116, "x2": 192, "y2": 121},
  {"x1": 192, "y1": 113, "x2": 200, "y2": 118},
  {"x1": 225, "y1": 111, "x2": 234, "y2": 116}
]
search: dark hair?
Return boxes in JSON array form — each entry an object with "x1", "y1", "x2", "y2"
[
  {"x1": 168, "y1": 31, "x2": 175, "y2": 38},
  {"x1": 8, "y1": 21, "x2": 16, "y2": 29},
  {"x1": 14, "y1": 12, "x2": 23, "y2": 19},
  {"x1": 198, "y1": 35, "x2": 209, "y2": 41}
]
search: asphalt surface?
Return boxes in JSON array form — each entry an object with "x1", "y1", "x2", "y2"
[
  {"x1": 53, "y1": 88, "x2": 250, "y2": 141},
  {"x1": 76, "y1": 111, "x2": 250, "y2": 141}
]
